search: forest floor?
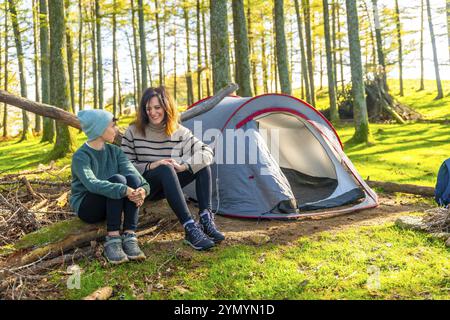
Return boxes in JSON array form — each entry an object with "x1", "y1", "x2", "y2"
[{"x1": 0, "y1": 79, "x2": 449, "y2": 300}]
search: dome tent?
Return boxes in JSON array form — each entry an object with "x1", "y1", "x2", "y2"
[{"x1": 182, "y1": 94, "x2": 378, "y2": 219}]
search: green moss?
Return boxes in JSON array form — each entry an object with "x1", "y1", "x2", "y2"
[{"x1": 13, "y1": 218, "x2": 88, "y2": 250}]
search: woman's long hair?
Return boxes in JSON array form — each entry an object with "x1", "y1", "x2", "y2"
[{"x1": 135, "y1": 86, "x2": 180, "y2": 137}]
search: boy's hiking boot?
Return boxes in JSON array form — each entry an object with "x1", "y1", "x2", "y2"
[
  {"x1": 184, "y1": 222, "x2": 215, "y2": 250},
  {"x1": 104, "y1": 235, "x2": 128, "y2": 265},
  {"x1": 122, "y1": 233, "x2": 146, "y2": 261},
  {"x1": 199, "y1": 210, "x2": 225, "y2": 243}
]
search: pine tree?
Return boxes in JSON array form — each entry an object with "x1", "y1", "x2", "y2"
[
  {"x1": 345, "y1": 0, "x2": 370, "y2": 143},
  {"x1": 48, "y1": 0, "x2": 75, "y2": 158},
  {"x1": 8, "y1": 0, "x2": 32, "y2": 141},
  {"x1": 394, "y1": 0, "x2": 403, "y2": 96},
  {"x1": 40, "y1": 0, "x2": 55, "y2": 142},
  {"x1": 33, "y1": 0, "x2": 41, "y2": 133},
  {"x1": 274, "y1": 0, "x2": 291, "y2": 94},
  {"x1": 323, "y1": 0, "x2": 339, "y2": 123},
  {"x1": 138, "y1": 0, "x2": 148, "y2": 90},
  {"x1": 426, "y1": 0, "x2": 443, "y2": 99},
  {"x1": 210, "y1": 0, "x2": 231, "y2": 94},
  {"x1": 3, "y1": 0, "x2": 9, "y2": 138},
  {"x1": 294, "y1": 0, "x2": 310, "y2": 101},
  {"x1": 183, "y1": 3, "x2": 194, "y2": 105},
  {"x1": 95, "y1": 0, "x2": 103, "y2": 109},
  {"x1": 232, "y1": 0, "x2": 252, "y2": 96}
]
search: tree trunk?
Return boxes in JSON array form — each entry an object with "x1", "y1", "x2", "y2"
[
  {"x1": 426, "y1": 0, "x2": 444, "y2": 100},
  {"x1": 294, "y1": 0, "x2": 310, "y2": 102},
  {"x1": 173, "y1": 16, "x2": 177, "y2": 101},
  {"x1": 201, "y1": 0, "x2": 211, "y2": 97},
  {"x1": 260, "y1": 14, "x2": 269, "y2": 94},
  {"x1": 337, "y1": 2, "x2": 344, "y2": 91},
  {"x1": 82, "y1": 20, "x2": 88, "y2": 111},
  {"x1": 183, "y1": 4, "x2": 194, "y2": 106},
  {"x1": 138, "y1": 0, "x2": 148, "y2": 90},
  {"x1": 78, "y1": 0, "x2": 84, "y2": 112},
  {"x1": 272, "y1": 24, "x2": 278, "y2": 92},
  {"x1": 394, "y1": 0, "x2": 403, "y2": 96},
  {"x1": 419, "y1": 0, "x2": 425, "y2": 91},
  {"x1": 40, "y1": 0, "x2": 54, "y2": 142},
  {"x1": 0, "y1": 5, "x2": 2, "y2": 132},
  {"x1": 131, "y1": 0, "x2": 141, "y2": 100},
  {"x1": 372, "y1": 0, "x2": 387, "y2": 91},
  {"x1": 33, "y1": 0, "x2": 41, "y2": 134},
  {"x1": 8, "y1": 0, "x2": 31, "y2": 141},
  {"x1": 345, "y1": 0, "x2": 370, "y2": 143},
  {"x1": 112, "y1": 0, "x2": 117, "y2": 116},
  {"x1": 155, "y1": 0, "x2": 163, "y2": 86},
  {"x1": 273, "y1": 0, "x2": 291, "y2": 95},
  {"x1": 232, "y1": 0, "x2": 252, "y2": 97},
  {"x1": 95, "y1": 0, "x2": 104, "y2": 109},
  {"x1": 126, "y1": 31, "x2": 137, "y2": 111},
  {"x1": 48, "y1": 0, "x2": 75, "y2": 158},
  {"x1": 116, "y1": 58, "x2": 122, "y2": 115},
  {"x1": 303, "y1": 0, "x2": 315, "y2": 105},
  {"x1": 361, "y1": 0, "x2": 376, "y2": 76},
  {"x1": 90, "y1": 3, "x2": 98, "y2": 109},
  {"x1": 2, "y1": 0, "x2": 8, "y2": 138},
  {"x1": 323, "y1": 0, "x2": 339, "y2": 123},
  {"x1": 247, "y1": 1, "x2": 258, "y2": 96},
  {"x1": 65, "y1": 0, "x2": 75, "y2": 114},
  {"x1": 331, "y1": 0, "x2": 338, "y2": 94},
  {"x1": 447, "y1": 0, "x2": 450, "y2": 63},
  {"x1": 210, "y1": 0, "x2": 231, "y2": 94},
  {"x1": 196, "y1": 0, "x2": 202, "y2": 100}
]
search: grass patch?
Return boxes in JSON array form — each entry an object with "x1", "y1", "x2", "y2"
[
  {"x1": 58, "y1": 223, "x2": 450, "y2": 300},
  {"x1": 336, "y1": 122, "x2": 450, "y2": 186}
]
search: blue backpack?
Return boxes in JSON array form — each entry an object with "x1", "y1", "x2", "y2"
[{"x1": 435, "y1": 158, "x2": 450, "y2": 206}]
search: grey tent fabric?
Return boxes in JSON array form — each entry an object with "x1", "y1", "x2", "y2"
[{"x1": 182, "y1": 94, "x2": 378, "y2": 219}]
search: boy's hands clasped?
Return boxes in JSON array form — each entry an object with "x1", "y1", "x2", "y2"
[{"x1": 126, "y1": 187, "x2": 146, "y2": 207}]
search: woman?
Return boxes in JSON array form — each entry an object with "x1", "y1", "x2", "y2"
[
  {"x1": 121, "y1": 86, "x2": 224, "y2": 251},
  {"x1": 70, "y1": 109, "x2": 150, "y2": 264}
]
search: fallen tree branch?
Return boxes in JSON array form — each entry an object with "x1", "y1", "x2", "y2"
[
  {"x1": 20, "y1": 177, "x2": 45, "y2": 200},
  {"x1": 0, "y1": 180, "x2": 71, "y2": 187},
  {"x1": 365, "y1": 180, "x2": 434, "y2": 197},
  {"x1": 0, "y1": 83, "x2": 238, "y2": 145},
  {"x1": 83, "y1": 286, "x2": 113, "y2": 300}
]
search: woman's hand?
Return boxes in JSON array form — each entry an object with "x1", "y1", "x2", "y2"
[
  {"x1": 149, "y1": 159, "x2": 175, "y2": 170},
  {"x1": 173, "y1": 162, "x2": 188, "y2": 173}
]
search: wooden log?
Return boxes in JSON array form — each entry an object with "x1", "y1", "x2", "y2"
[
  {"x1": 180, "y1": 83, "x2": 238, "y2": 121},
  {"x1": 0, "y1": 89, "x2": 81, "y2": 129},
  {"x1": 83, "y1": 286, "x2": 113, "y2": 300},
  {"x1": 365, "y1": 180, "x2": 434, "y2": 197},
  {"x1": 21, "y1": 177, "x2": 44, "y2": 200},
  {"x1": 0, "y1": 199, "x2": 178, "y2": 269},
  {"x1": 0, "y1": 83, "x2": 238, "y2": 144}
]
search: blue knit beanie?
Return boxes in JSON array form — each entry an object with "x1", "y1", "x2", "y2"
[{"x1": 77, "y1": 109, "x2": 114, "y2": 141}]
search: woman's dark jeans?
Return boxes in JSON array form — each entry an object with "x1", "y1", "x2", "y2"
[{"x1": 143, "y1": 165, "x2": 212, "y2": 225}]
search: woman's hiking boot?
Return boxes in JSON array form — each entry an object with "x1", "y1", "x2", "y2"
[
  {"x1": 199, "y1": 210, "x2": 225, "y2": 243},
  {"x1": 184, "y1": 222, "x2": 215, "y2": 250}
]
